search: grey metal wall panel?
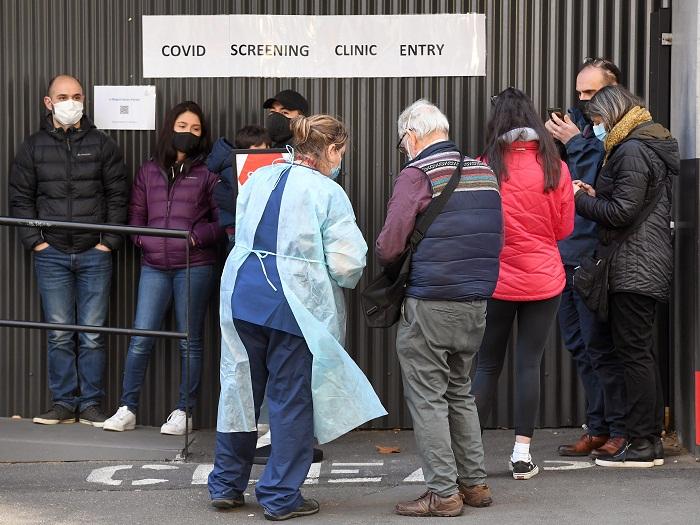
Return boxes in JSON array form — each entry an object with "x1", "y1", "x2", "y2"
[{"x1": 1, "y1": 0, "x2": 660, "y2": 429}]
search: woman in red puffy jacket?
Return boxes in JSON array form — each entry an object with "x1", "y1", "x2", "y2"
[{"x1": 473, "y1": 88, "x2": 575, "y2": 480}]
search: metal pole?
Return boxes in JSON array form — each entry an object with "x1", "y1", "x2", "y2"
[
  {"x1": 183, "y1": 234, "x2": 192, "y2": 460},
  {"x1": 0, "y1": 216, "x2": 189, "y2": 239},
  {"x1": 0, "y1": 319, "x2": 186, "y2": 339}
]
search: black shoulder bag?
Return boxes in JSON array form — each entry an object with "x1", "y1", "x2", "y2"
[
  {"x1": 361, "y1": 156, "x2": 463, "y2": 328},
  {"x1": 573, "y1": 186, "x2": 663, "y2": 322}
]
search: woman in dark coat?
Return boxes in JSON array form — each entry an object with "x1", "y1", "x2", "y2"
[
  {"x1": 103, "y1": 101, "x2": 223, "y2": 435},
  {"x1": 573, "y1": 85, "x2": 678, "y2": 468}
]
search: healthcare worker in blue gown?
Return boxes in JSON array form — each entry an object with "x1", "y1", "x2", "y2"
[{"x1": 208, "y1": 114, "x2": 387, "y2": 521}]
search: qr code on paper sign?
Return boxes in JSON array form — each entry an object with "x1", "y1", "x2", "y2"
[{"x1": 119, "y1": 105, "x2": 129, "y2": 115}]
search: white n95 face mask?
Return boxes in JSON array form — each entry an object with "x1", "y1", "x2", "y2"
[{"x1": 52, "y1": 100, "x2": 83, "y2": 126}]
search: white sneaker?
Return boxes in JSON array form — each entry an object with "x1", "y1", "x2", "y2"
[
  {"x1": 160, "y1": 409, "x2": 193, "y2": 436},
  {"x1": 103, "y1": 406, "x2": 136, "y2": 432}
]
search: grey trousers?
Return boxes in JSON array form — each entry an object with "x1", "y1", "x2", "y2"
[{"x1": 396, "y1": 296, "x2": 487, "y2": 497}]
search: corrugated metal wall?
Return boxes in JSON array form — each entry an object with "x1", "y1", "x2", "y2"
[{"x1": 0, "y1": 0, "x2": 662, "y2": 429}]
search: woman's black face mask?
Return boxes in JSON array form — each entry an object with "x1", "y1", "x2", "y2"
[
  {"x1": 172, "y1": 131, "x2": 200, "y2": 156},
  {"x1": 265, "y1": 111, "x2": 293, "y2": 145}
]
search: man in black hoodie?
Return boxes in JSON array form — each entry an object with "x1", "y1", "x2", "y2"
[{"x1": 9, "y1": 74, "x2": 128, "y2": 428}]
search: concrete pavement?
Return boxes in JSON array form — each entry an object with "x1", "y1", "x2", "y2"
[{"x1": 0, "y1": 420, "x2": 698, "y2": 524}]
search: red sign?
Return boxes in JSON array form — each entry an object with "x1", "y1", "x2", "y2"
[{"x1": 235, "y1": 151, "x2": 287, "y2": 186}]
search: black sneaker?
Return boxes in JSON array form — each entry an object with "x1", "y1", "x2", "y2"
[
  {"x1": 652, "y1": 436, "x2": 665, "y2": 466},
  {"x1": 211, "y1": 494, "x2": 245, "y2": 509},
  {"x1": 264, "y1": 498, "x2": 320, "y2": 521},
  {"x1": 78, "y1": 406, "x2": 108, "y2": 428},
  {"x1": 510, "y1": 459, "x2": 539, "y2": 480},
  {"x1": 595, "y1": 438, "x2": 655, "y2": 468},
  {"x1": 33, "y1": 404, "x2": 76, "y2": 425}
]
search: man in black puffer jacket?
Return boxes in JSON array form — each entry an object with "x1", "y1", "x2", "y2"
[{"x1": 9, "y1": 74, "x2": 128, "y2": 427}]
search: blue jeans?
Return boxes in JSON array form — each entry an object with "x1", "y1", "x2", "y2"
[
  {"x1": 208, "y1": 320, "x2": 313, "y2": 517},
  {"x1": 120, "y1": 265, "x2": 215, "y2": 413},
  {"x1": 34, "y1": 245, "x2": 112, "y2": 412}
]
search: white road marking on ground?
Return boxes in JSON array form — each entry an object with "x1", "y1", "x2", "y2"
[
  {"x1": 132, "y1": 478, "x2": 169, "y2": 486},
  {"x1": 142, "y1": 464, "x2": 179, "y2": 471},
  {"x1": 86, "y1": 465, "x2": 133, "y2": 486},
  {"x1": 328, "y1": 477, "x2": 382, "y2": 483},
  {"x1": 331, "y1": 462, "x2": 384, "y2": 466},
  {"x1": 331, "y1": 469, "x2": 359, "y2": 474},
  {"x1": 543, "y1": 460, "x2": 594, "y2": 471},
  {"x1": 192, "y1": 463, "x2": 322, "y2": 486},
  {"x1": 192, "y1": 464, "x2": 214, "y2": 485},
  {"x1": 304, "y1": 463, "x2": 321, "y2": 485},
  {"x1": 403, "y1": 468, "x2": 425, "y2": 482}
]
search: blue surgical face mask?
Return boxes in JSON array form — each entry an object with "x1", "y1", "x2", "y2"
[
  {"x1": 593, "y1": 123, "x2": 607, "y2": 142},
  {"x1": 329, "y1": 163, "x2": 342, "y2": 180}
]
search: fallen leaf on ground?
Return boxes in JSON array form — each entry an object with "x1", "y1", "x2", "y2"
[{"x1": 376, "y1": 445, "x2": 401, "y2": 454}]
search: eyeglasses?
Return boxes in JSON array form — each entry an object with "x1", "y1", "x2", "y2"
[
  {"x1": 396, "y1": 130, "x2": 410, "y2": 154},
  {"x1": 582, "y1": 57, "x2": 622, "y2": 82}
]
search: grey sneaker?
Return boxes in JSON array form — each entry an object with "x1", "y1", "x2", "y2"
[
  {"x1": 264, "y1": 499, "x2": 320, "y2": 521},
  {"x1": 33, "y1": 404, "x2": 76, "y2": 425},
  {"x1": 79, "y1": 406, "x2": 108, "y2": 428}
]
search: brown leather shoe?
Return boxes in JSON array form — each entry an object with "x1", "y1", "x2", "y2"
[
  {"x1": 558, "y1": 433, "x2": 609, "y2": 457},
  {"x1": 591, "y1": 436, "x2": 628, "y2": 459},
  {"x1": 458, "y1": 483, "x2": 493, "y2": 507},
  {"x1": 395, "y1": 491, "x2": 463, "y2": 517}
]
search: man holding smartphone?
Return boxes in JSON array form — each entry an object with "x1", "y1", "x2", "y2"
[{"x1": 545, "y1": 58, "x2": 628, "y2": 459}]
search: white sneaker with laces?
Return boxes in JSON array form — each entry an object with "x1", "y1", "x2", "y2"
[
  {"x1": 160, "y1": 409, "x2": 193, "y2": 435},
  {"x1": 103, "y1": 406, "x2": 136, "y2": 432}
]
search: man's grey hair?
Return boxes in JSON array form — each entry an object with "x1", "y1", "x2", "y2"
[
  {"x1": 587, "y1": 85, "x2": 645, "y2": 130},
  {"x1": 397, "y1": 99, "x2": 450, "y2": 140}
]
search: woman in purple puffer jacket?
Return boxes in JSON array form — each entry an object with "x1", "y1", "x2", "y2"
[{"x1": 104, "y1": 101, "x2": 224, "y2": 435}]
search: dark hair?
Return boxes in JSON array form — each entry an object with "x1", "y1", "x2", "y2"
[
  {"x1": 234, "y1": 125, "x2": 272, "y2": 149},
  {"x1": 155, "y1": 101, "x2": 211, "y2": 173},
  {"x1": 482, "y1": 87, "x2": 561, "y2": 192},
  {"x1": 578, "y1": 57, "x2": 622, "y2": 85},
  {"x1": 587, "y1": 85, "x2": 646, "y2": 131}
]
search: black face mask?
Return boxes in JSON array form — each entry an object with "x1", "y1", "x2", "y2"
[
  {"x1": 265, "y1": 111, "x2": 293, "y2": 145},
  {"x1": 576, "y1": 99, "x2": 591, "y2": 119},
  {"x1": 172, "y1": 131, "x2": 200, "y2": 156}
]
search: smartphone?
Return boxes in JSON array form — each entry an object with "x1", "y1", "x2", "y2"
[{"x1": 546, "y1": 107, "x2": 564, "y2": 120}]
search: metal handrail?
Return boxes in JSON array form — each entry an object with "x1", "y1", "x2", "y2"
[{"x1": 0, "y1": 216, "x2": 196, "y2": 459}]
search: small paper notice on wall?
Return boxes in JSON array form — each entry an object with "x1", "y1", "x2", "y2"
[{"x1": 93, "y1": 85, "x2": 156, "y2": 130}]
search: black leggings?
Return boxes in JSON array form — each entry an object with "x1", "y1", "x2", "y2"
[{"x1": 473, "y1": 296, "x2": 562, "y2": 437}]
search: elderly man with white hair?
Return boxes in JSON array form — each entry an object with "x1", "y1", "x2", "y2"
[{"x1": 376, "y1": 99, "x2": 503, "y2": 517}]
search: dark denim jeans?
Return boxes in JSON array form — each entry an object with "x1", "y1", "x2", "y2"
[
  {"x1": 559, "y1": 265, "x2": 606, "y2": 434},
  {"x1": 34, "y1": 245, "x2": 112, "y2": 412},
  {"x1": 120, "y1": 264, "x2": 215, "y2": 413}
]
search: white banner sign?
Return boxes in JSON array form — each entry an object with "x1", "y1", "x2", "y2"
[
  {"x1": 142, "y1": 14, "x2": 485, "y2": 78},
  {"x1": 93, "y1": 86, "x2": 157, "y2": 130}
]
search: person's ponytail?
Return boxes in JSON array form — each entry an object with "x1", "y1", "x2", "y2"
[
  {"x1": 290, "y1": 115, "x2": 313, "y2": 147},
  {"x1": 290, "y1": 114, "x2": 349, "y2": 161}
]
